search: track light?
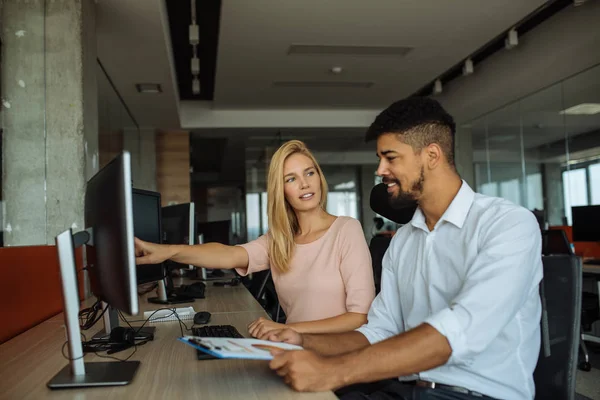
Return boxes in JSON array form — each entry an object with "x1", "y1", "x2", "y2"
[
  {"x1": 191, "y1": 57, "x2": 200, "y2": 75},
  {"x1": 462, "y1": 58, "x2": 474, "y2": 76},
  {"x1": 505, "y1": 28, "x2": 518, "y2": 50},
  {"x1": 192, "y1": 77, "x2": 200, "y2": 94},
  {"x1": 189, "y1": 24, "x2": 199, "y2": 45},
  {"x1": 432, "y1": 79, "x2": 442, "y2": 95}
]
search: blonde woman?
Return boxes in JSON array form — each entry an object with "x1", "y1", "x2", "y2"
[{"x1": 135, "y1": 140, "x2": 375, "y2": 337}]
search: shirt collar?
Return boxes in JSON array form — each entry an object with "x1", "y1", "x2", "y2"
[{"x1": 410, "y1": 180, "x2": 475, "y2": 231}]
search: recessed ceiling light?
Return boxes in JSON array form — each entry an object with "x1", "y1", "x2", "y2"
[
  {"x1": 559, "y1": 103, "x2": 600, "y2": 115},
  {"x1": 135, "y1": 83, "x2": 162, "y2": 94}
]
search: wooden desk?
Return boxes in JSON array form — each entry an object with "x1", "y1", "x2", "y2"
[
  {"x1": 583, "y1": 263, "x2": 600, "y2": 275},
  {"x1": 141, "y1": 279, "x2": 266, "y2": 314},
  {"x1": 0, "y1": 285, "x2": 335, "y2": 400}
]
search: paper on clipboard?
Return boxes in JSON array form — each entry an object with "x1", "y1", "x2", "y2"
[{"x1": 178, "y1": 336, "x2": 303, "y2": 360}]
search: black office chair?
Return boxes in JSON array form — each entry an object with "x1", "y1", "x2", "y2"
[
  {"x1": 541, "y1": 229, "x2": 596, "y2": 372},
  {"x1": 248, "y1": 270, "x2": 271, "y2": 301},
  {"x1": 534, "y1": 255, "x2": 582, "y2": 400},
  {"x1": 247, "y1": 270, "x2": 286, "y2": 323},
  {"x1": 368, "y1": 183, "x2": 417, "y2": 292}
]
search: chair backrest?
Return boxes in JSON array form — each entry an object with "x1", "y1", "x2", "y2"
[
  {"x1": 368, "y1": 183, "x2": 416, "y2": 293},
  {"x1": 369, "y1": 235, "x2": 391, "y2": 294},
  {"x1": 369, "y1": 183, "x2": 417, "y2": 225},
  {"x1": 534, "y1": 255, "x2": 582, "y2": 400},
  {"x1": 248, "y1": 270, "x2": 271, "y2": 300}
]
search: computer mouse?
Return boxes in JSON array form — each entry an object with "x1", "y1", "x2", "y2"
[{"x1": 194, "y1": 311, "x2": 211, "y2": 325}]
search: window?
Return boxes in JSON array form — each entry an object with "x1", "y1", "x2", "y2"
[
  {"x1": 260, "y1": 192, "x2": 268, "y2": 234},
  {"x1": 246, "y1": 193, "x2": 260, "y2": 241},
  {"x1": 526, "y1": 173, "x2": 544, "y2": 210},
  {"x1": 590, "y1": 163, "x2": 600, "y2": 205},
  {"x1": 562, "y1": 169, "x2": 588, "y2": 225},
  {"x1": 499, "y1": 178, "x2": 521, "y2": 205},
  {"x1": 327, "y1": 192, "x2": 358, "y2": 218},
  {"x1": 479, "y1": 182, "x2": 498, "y2": 197}
]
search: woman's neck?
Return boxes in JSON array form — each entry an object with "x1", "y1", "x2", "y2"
[{"x1": 295, "y1": 208, "x2": 332, "y2": 236}]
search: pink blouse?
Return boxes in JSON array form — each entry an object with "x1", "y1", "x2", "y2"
[{"x1": 236, "y1": 217, "x2": 375, "y2": 323}]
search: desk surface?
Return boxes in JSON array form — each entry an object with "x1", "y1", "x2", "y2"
[
  {"x1": 583, "y1": 263, "x2": 600, "y2": 274},
  {"x1": 0, "y1": 284, "x2": 335, "y2": 400}
]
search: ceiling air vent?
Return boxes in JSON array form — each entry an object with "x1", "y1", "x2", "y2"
[
  {"x1": 272, "y1": 81, "x2": 373, "y2": 88},
  {"x1": 288, "y1": 44, "x2": 413, "y2": 57}
]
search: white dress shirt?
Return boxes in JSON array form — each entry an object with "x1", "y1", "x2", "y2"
[{"x1": 357, "y1": 181, "x2": 543, "y2": 400}]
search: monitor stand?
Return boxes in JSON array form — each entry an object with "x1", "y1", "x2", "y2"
[
  {"x1": 90, "y1": 305, "x2": 156, "y2": 342},
  {"x1": 148, "y1": 269, "x2": 194, "y2": 305},
  {"x1": 48, "y1": 229, "x2": 139, "y2": 389}
]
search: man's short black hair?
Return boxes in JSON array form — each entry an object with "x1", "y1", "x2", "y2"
[{"x1": 365, "y1": 96, "x2": 456, "y2": 165}]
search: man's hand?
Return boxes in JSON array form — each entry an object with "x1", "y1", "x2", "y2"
[
  {"x1": 269, "y1": 349, "x2": 345, "y2": 392},
  {"x1": 248, "y1": 317, "x2": 286, "y2": 339},
  {"x1": 262, "y1": 328, "x2": 304, "y2": 346}
]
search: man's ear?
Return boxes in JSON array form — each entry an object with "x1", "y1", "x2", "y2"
[{"x1": 425, "y1": 143, "x2": 443, "y2": 169}]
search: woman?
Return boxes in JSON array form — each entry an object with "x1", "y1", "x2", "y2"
[{"x1": 135, "y1": 140, "x2": 375, "y2": 338}]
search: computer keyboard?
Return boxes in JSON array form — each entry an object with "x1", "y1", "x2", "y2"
[
  {"x1": 586, "y1": 259, "x2": 600, "y2": 265},
  {"x1": 192, "y1": 325, "x2": 244, "y2": 360}
]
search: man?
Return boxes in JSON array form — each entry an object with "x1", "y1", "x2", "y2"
[{"x1": 262, "y1": 97, "x2": 543, "y2": 400}]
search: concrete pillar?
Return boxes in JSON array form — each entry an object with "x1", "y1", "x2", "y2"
[{"x1": 1, "y1": 0, "x2": 97, "y2": 246}]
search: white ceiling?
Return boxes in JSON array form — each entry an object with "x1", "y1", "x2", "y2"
[
  {"x1": 213, "y1": 0, "x2": 547, "y2": 109},
  {"x1": 94, "y1": 0, "x2": 600, "y2": 168},
  {"x1": 96, "y1": 0, "x2": 547, "y2": 129}
]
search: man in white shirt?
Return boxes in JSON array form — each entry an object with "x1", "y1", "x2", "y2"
[{"x1": 262, "y1": 97, "x2": 543, "y2": 400}]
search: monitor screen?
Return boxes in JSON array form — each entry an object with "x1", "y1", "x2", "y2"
[
  {"x1": 572, "y1": 205, "x2": 600, "y2": 242},
  {"x1": 197, "y1": 220, "x2": 231, "y2": 245},
  {"x1": 162, "y1": 203, "x2": 195, "y2": 269},
  {"x1": 132, "y1": 189, "x2": 165, "y2": 284},
  {"x1": 85, "y1": 152, "x2": 138, "y2": 315}
]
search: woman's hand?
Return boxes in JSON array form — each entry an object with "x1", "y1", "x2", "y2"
[
  {"x1": 248, "y1": 317, "x2": 287, "y2": 339},
  {"x1": 134, "y1": 237, "x2": 174, "y2": 265}
]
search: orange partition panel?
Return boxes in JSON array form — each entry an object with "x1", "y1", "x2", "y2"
[
  {"x1": 549, "y1": 225, "x2": 600, "y2": 258},
  {"x1": 0, "y1": 245, "x2": 84, "y2": 344}
]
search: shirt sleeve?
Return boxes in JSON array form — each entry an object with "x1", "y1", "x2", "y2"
[
  {"x1": 356, "y1": 233, "x2": 406, "y2": 344},
  {"x1": 235, "y1": 234, "x2": 271, "y2": 276},
  {"x1": 338, "y1": 219, "x2": 376, "y2": 314},
  {"x1": 424, "y1": 207, "x2": 543, "y2": 366}
]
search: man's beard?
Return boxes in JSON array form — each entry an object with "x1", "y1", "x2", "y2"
[{"x1": 386, "y1": 167, "x2": 424, "y2": 210}]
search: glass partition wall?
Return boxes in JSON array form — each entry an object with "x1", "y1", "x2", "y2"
[{"x1": 469, "y1": 64, "x2": 600, "y2": 229}]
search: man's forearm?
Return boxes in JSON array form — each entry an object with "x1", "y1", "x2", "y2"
[
  {"x1": 336, "y1": 324, "x2": 452, "y2": 387},
  {"x1": 303, "y1": 330, "x2": 370, "y2": 356}
]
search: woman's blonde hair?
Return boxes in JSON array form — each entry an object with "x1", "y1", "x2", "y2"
[{"x1": 266, "y1": 140, "x2": 328, "y2": 273}]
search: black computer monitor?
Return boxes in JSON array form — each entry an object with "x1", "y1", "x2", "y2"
[
  {"x1": 162, "y1": 203, "x2": 195, "y2": 269},
  {"x1": 48, "y1": 151, "x2": 140, "y2": 389},
  {"x1": 197, "y1": 220, "x2": 231, "y2": 245},
  {"x1": 572, "y1": 205, "x2": 600, "y2": 242},
  {"x1": 85, "y1": 156, "x2": 138, "y2": 315},
  {"x1": 132, "y1": 189, "x2": 164, "y2": 284}
]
